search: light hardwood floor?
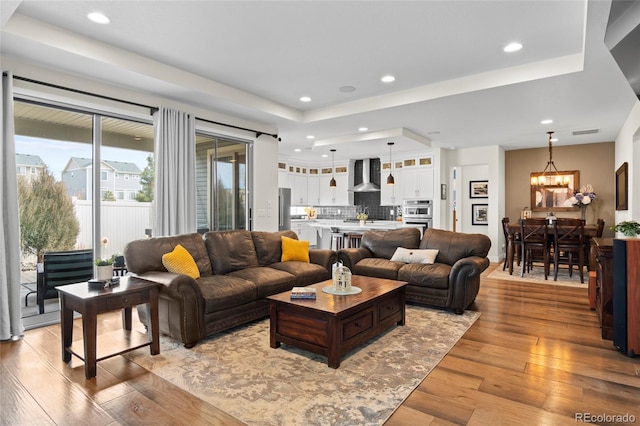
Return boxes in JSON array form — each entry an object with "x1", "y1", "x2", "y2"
[{"x1": 2, "y1": 264, "x2": 639, "y2": 425}]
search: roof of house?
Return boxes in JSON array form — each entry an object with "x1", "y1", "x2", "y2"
[
  {"x1": 66, "y1": 157, "x2": 142, "y2": 174},
  {"x1": 16, "y1": 153, "x2": 46, "y2": 167}
]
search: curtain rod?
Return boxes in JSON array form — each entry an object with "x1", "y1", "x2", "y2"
[{"x1": 3, "y1": 72, "x2": 280, "y2": 140}]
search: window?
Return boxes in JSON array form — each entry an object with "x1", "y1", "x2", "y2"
[
  {"x1": 14, "y1": 99, "x2": 153, "y2": 324},
  {"x1": 124, "y1": 174, "x2": 129, "y2": 180},
  {"x1": 18, "y1": 166, "x2": 26, "y2": 175},
  {"x1": 115, "y1": 173, "x2": 119, "y2": 178},
  {"x1": 196, "y1": 133, "x2": 251, "y2": 231}
]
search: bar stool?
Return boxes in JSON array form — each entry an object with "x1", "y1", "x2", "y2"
[
  {"x1": 344, "y1": 232, "x2": 363, "y2": 248},
  {"x1": 331, "y1": 231, "x2": 344, "y2": 250}
]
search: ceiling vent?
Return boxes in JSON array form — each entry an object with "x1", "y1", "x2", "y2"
[{"x1": 572, "y1": 129, "x2": 600, "y2": 136}]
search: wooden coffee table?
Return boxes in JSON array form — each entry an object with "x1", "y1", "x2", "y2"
[{"x1": 267, "y1": 275, "x2": 407, "y2": 368}]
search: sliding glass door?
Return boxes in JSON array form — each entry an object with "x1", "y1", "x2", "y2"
[{"x1": 196, "y1": 133, "x2": 251, "y2": 232}]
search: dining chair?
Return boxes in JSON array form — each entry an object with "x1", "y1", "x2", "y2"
[
  {"x1": 553, "y1": 218, "x2": 586, "y2": 282},
  {"x1": 502, "y1": 217, "x2": 520, "y2": 271},
  {"x1": 520, "y1": 218, "x2": 550, "y2": 279}
]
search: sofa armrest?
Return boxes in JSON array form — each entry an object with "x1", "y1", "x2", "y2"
[
  {"x1": 129, "y1": 271, "x2": 205, "y2": 347},
  {"x1": 309, "y1": 249, "x2": 337, "y2": 272},
  {"x1": 337, "y1": 248, "x2": 372, "y2": 271},
  {"x1": 448, "y1": 256, "x2": 490, "y2": 312}
]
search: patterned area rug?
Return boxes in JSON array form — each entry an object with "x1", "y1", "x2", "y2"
[
  {"x1": 125, "y1": 305, "x2": 479, "y2": 425},
  {"x1": 487, "y1": 263, "x2": 588, "y2": 287}
]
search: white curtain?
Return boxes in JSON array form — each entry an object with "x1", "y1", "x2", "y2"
[
  {"x1": 153, "y1": 106, "x2": 196, "y2": 236},
  {"x1": 1, "y1": 71, "x2": 24, "y2": 340}
]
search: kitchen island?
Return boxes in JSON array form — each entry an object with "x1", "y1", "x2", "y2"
[{"x1": 302, "y1": 219, "x2": 423, "y2": 250}]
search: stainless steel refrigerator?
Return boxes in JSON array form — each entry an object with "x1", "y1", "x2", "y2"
[{"x1": 278, "y1": 188, "x2": 291, "y2": 231}]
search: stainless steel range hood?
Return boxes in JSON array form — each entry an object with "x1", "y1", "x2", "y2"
[{"x1": 350, "y1": 158, "x2": 380, "y2": 192}]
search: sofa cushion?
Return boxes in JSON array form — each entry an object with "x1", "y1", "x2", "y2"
[
  {"x1": 205, "y1": 230, "x2": 259, "y2": 275},
  {"x1": 268, "y1": 261, "x2": 330, "y2": 286},
  {"x1": 197, "y1": 275, "x2": 257, "y2": 313},
  {"x1": 419, "y1": 228, "x2": 491, "y2": 266},
  {"x1": 125, "y1": 233, "x2": 212, "y2": 277},
  {"x1": 281, "y1": 236, "x2": 310, "y2": 262},
  {"x1": 162, "y1": 244, "x2": 200, "y2": 279},
  {"x1": 390, "y1": 247, "x2": 439, "y2": 264},
  {"x1": 398, "y1": 263, "x2": 451, "y2": 290},
  {"x1": 229, "y1": 266, "x2": 296, "y2": 298},
  {"x1": 353, "y1": 258, "x2": 405, "y2": 280},
  {"x1": 251, "y1": 230, "x2": 297, "y2": 266},
  {"x1": 361, "y1": 228, "x2": 421, "y2": 259}
]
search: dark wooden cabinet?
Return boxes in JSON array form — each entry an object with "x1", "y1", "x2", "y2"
[{"x1": 591, "y1": 238, "x2": 614, "y2": 340}]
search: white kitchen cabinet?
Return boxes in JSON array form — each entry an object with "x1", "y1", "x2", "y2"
[
  {"x1": 307, "y1": 174, "x2": 320, "y2": 206},
  {"x1": 402, "y1": 167, "x2": 434, "y2": 199},
  {"x1": 292, "y1": 174, "x2": 307, "y2": 205},
  {"x1": 278, "y1": 169, "x2": 289, "y2": 188},
  {"x1": 319, "y1": 165, "x2": 349, "y2": 205},
  {"x1": 380, "y1": 164, "x2": 403, "y2": 205},
  {"x1": 291, "y1": 220, "x2": 317, "y2": 247}
]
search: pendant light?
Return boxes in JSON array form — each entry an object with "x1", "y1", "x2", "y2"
[
  {"x1": 329, "y1": 149, "x2": 337, "y2": 187},
  {"x1": 386, "y1": 142, "x2": 395, "y2": 185}
]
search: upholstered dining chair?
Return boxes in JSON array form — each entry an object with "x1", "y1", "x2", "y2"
[
  {"x1": 520, "y1": 218, "x2": 550, "y2": 279},
  {"x1": 553, "y1": 218, "x2": 586, "y2": 283},
  {"x1": 502, "y1": 217, "x2": 521, "y2": 271}
]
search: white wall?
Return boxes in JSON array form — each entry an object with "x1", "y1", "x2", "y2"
[
  {"x1": 444, "y1": 145, "x2": 504, "y2": 263},
  {"x1": 252, "y1": 134, "x2": 279, "y2": 231},
  {"x1": 614, "y1": 99, "x2": 640, "y2": 225}
]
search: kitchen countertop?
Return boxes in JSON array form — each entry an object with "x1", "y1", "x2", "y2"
[{"x1": 303, "y1": 219, "x2": 415, "y2": 231}]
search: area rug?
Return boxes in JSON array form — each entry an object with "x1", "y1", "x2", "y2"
[
  {"x1": 487, "y1": 263, "x2": 588, "y2": 287},
  {"x1": 125, "y1": 305, "x2": 479, "y2": 425}
]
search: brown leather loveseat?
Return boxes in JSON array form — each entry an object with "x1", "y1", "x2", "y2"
[
  {"x1": 337, "y1": 227, "x2": 491, "y2": 313},
  {"x1": 124, "y1": 229, "x2": 335, "y2": 347}
]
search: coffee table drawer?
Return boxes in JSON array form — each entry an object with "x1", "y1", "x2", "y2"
[
  {"x1": 378, "y1": 294, "x2": 401, "y2": 322},
  {"x1": 343, "y1": 307, "x2": 374, "y2": 341}
]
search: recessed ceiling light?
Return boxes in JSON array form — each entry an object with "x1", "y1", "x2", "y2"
[
  {"x1": 294, "y1": 148, "x2": 301, "y2": 152},
  {"x1": 504, "y1": 42, "x2": 523, "y2": 53},
  {"x1": 339, "y1": 86, "x2": 356, "y2": 93},
  {"x1": 299, "y1": 96, "x2": 311, "y2": 102},
  {"x1": 551, "y1": 138, "x2": 558, "y2": 143},
  {"x1": 306, "y1": 135, "x2": 315, "y2": 139},
  {"x1": 358, "y1": 127, "x2": 368, "y2": 132},
  {"x1": 87, "y1": 12, "x2": 110, "y2": 24},
  {"x1": 541, "y1": 119, "x2": 553, "y2": 124},
  {"x1": 321, "y1": 154, "x2": 328, "y2": 158},
  {"x1": 381, "y1": 75, "x2": 395, "y2": 83}
]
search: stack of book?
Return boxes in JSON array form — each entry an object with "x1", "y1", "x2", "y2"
[{"x1": 290, "y1": 287, "x2": 317, "y2": 300}]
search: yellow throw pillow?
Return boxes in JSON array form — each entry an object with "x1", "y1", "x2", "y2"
[
  {"x1": 281, "y1": 236, "x2": 310, "y2": 263},
  {"x1": 162, "y1": 244, "x2": 200, "y2": 279}
]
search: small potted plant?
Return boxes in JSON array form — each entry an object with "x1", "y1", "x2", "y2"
[
  {"x1": 356, "y1": 212, "x2": 368, "y2": 226},
  {"x1": 611, "y1": 220, "x2": 640, "y2": 237}
]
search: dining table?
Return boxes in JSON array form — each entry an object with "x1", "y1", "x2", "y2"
[{"x1": 506, "y1": 222, "x2": 599, "y2": 275}]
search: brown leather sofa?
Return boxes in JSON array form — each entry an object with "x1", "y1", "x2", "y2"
[
  {"x1": 124, "y1": 229, "x2": 335, "y2": 347},
  {"x1": 337, "y1": 227, "x2": 491, "y2": 313}
]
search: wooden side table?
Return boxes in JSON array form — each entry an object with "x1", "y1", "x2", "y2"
[{"x1": 56, "y1": 277, "x2": 160, "y2": 378}]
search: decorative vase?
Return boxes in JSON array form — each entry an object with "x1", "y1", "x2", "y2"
[
  {"x1": 580, "y1": 206, "x2": 587, "y2": 221},
  {"x1": 95, "y1": 264, "x2": 113, "y2": 281},
  {"x1": 359, "y1": 220, "x2": 366, "y2": 227}
]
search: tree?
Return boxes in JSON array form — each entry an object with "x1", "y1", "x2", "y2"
[
  {"x1": 102, "y1": 190, "x2": 116, "y2": 201},
  {"x1": 18, "y1": 169, "x2": 80, "y2": 262},
  {"x1": 136, "y1": 154, "x2": 154, "y2": 202}
]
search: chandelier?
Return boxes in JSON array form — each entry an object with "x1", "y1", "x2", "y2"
[{"x1": 530, "y1": 131, "x2": 569, "y2": 188}]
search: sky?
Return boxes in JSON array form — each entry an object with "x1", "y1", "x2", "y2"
[{"x1": 15, "y1": 135, "x2": 150, "y2": 180}]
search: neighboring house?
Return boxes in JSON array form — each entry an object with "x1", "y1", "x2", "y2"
[
  {"x1": 15, "y1": 153, "x2": 46, "y2": 182},
  {"x1": 62, "y1": 157, "x2": 142, "y2": 201}
]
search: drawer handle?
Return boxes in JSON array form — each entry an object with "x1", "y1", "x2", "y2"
[{"x1": 123, "y1": 298, "x2": 129, "y2": 304}]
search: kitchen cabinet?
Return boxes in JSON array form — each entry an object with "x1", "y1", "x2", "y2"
[
  {"x1": 319, "y1": 165, "x2": 349, "y2": 205},
  {"x1": 401, "y1": 158, "x2": 434, "y2": 199},
  {"x1": 592, "y1": 238, "x2": 613, "y2": 340},
  {"x1": 291, "y1": 220, "x2": 317, "y2": 247},
  {"x1": 292, "y1": 174, "x2": 307, "y2": 205},
  {"x1": 278, "y1": 169, "x2": 289, "y2": 188},
  {"x1": 307, "y1": 174, "x2": 320, "y2": 206},
  {"x1": 380, "y1": 162, "x2": 402, "y2": 205}
]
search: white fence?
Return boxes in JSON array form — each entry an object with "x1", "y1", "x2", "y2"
[{"x1": 74, "y1": 199, "x2": 153, "y2": 258}]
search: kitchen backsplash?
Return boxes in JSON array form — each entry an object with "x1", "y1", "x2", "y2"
[{"x1": 293, "y1": 205, "x2": 401, "y2": 221}]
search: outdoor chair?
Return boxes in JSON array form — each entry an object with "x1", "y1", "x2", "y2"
[{"x1": 36, "y1": 249, "x2": 94, "y2": 314}]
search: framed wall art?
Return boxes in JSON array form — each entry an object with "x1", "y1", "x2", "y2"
[
  {"x1": 615, "y1": 162, "x2": 628, "y2": 211},
  {"x1": 472, "y1": 204, "x2": 488, "y2": 225},
  {"x1": 469, "y1": 180, "x2": 488, "y2": 198},
  {"x1": 530, "y1": 170, "x2": 579, "y2": 212}
]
